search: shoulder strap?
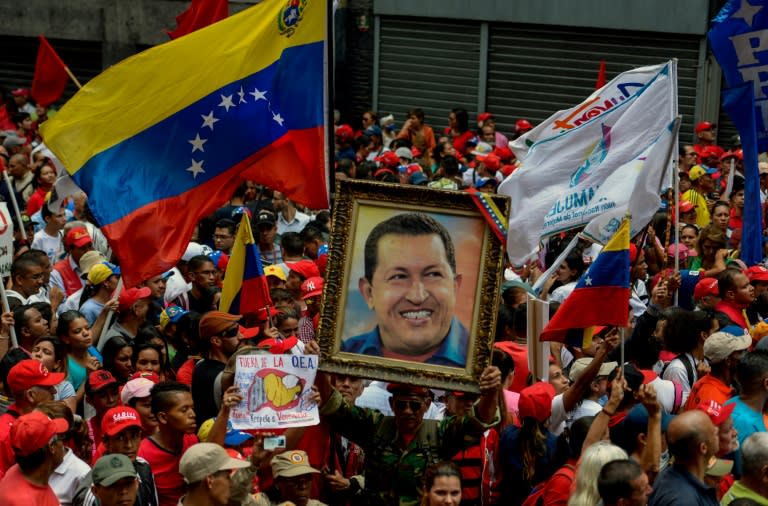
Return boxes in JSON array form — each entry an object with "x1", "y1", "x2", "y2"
[{"x1": 679, "y1": 354, "x2": 695, "y2": 388}]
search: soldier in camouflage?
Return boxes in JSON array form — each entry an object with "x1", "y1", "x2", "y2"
[{"x1": 316, "y1": 366, "x2": 501, "y2": 506}]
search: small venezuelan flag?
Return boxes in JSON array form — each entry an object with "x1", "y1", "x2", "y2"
[
  {"x1": 540, "y1": 217, "x2": 631, "y2": 344},
  {"x1": 219, "y1": 214, "x2": 272, "y2": 315},
  {"x1": 41, "y1": 0, "x2": 327, "y2": 286}
]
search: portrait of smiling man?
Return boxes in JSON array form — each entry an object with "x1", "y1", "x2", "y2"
[{"x1": 341, "y1": 212, "x2": 469, "y2": 367}]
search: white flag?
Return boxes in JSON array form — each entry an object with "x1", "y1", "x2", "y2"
[
  {"x1": 47, "y1": 174, "x2": 83, "y2": 213},
  {"x1": 499, "y1": 61, "x2": 677, "y2": 263},
  {"x1": 582, "y1": 117, "x2": 681, "y2": 243}
]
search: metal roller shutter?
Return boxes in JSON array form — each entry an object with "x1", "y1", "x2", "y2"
[
  {"x1": 0, "y1": 35, "x2": 102, "y2": 107},
  {"x1": 377, "y1": 17, "x2": 480, "y2": 129},
  {"x1": 486, "y1": 25, "x2": 701, "y2": 143}
]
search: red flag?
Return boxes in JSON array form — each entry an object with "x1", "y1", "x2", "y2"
[
  {"x1": 595, "y1": 59, "x2": 606, "y2": 89},
  {"x1": 167, "y1": 0, "x2": 229, "y2": 39},
  {"x1": 31, "y1": 36, "x2": 69, "y2": 107}
]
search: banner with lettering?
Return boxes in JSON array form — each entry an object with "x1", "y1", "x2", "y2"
[
  {"x1": 230, "y1": 353, "x2": 319, "y2": 429},
  {"x1": 709, "y1": 0, "x2": 768, "y2": 151},
  {"x1": 0, "y1": 203, "x2": 13, "y2": 277},
  {"x1": 499, "y1": 61, "x2": 677, "y2": 263}
]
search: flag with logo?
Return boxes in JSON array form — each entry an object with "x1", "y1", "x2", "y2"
[
  {"x1": 498, "y1": 61, "x2": 676, "y2": 263},
  {"x1": 709, "y1": 0, "x2": 768, "y2": 151},
  {"x1": 540, "y1": 217, "x2": 631, "y2": 343},
  {"x1": 41, "y1": 0, "x2": 328, "y2": 286},
  {"x1": 582, "y1": 117, "x2": 681, "y2": 243},
  {"x1": 220, "y1": 214, "x2": 272, "y2": 315}
]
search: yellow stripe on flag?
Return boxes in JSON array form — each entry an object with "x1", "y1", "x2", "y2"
[
  {"x1": 41, "y1": 0, "x2": 324, "y2": 174},
  {"x1": 602, "y1": 216, "x2": 630, "y2": 253},
  {"x1": 219, "y1": 213, "x2": 255, "y2": 313}
]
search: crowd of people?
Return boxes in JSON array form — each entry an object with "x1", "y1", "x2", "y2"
[{"x1": 0, "y1": 81, "x2": 766, "y2": 506}]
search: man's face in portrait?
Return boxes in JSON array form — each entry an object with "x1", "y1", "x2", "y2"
[{"x1": 359, "y1": 233, "x2": 462, "y2": 355}]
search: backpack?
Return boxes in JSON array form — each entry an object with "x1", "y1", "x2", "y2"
[
  {"x1": 521, "y1": 464, "x2": 576, "y2": 506},
  {"x1": 661, "y1": 353, "x2": 696, "y2": 389}
]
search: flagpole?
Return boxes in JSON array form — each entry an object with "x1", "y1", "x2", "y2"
[
  {"x1": 2, "y1": 171, "x2": 28, "y2": 244},
  {"x1": 64, "y1": 66, "x2": 82, "y2": 89},
  {"x1": 0, "y1": 281, "x2": 18, "y2": 349}
]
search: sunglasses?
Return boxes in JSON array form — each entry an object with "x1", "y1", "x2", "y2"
[
  {"x1": 393, "y1": 399, "x2": 423, "y2": 412},
  {"x1": 220, "y1": 326, "x2": 239, "y2": 338}
]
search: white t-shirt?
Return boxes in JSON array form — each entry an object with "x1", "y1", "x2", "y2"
[
  {"x1": 661, "y1": 353, "x2": 699, "y2": 406},
  {"x1": 550, "y1": 281, "x2": 577, "y2": 304},
  {"x1": 550, "y1": 394, "x2": 602, "y2": 436},
  {"x1": 32, "y1": 229, "x2": 63, "y2": 263}
]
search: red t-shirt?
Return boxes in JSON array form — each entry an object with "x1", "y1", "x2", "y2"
[
  {"x1": 176, "y1": 359, "x2": 196, "y2": 386},
  {"x1": 138, "y1": 433, "x2": 198, "y2": 506},
  {"x1": 0, "y1": 404, "x2": 21, "y2": 478},
  {"x1": 494, "y1": 342, "x2": 530, "y2": 393},
  {"x1": 0, "y1": 464, "x2": 60, "y2": 505}
]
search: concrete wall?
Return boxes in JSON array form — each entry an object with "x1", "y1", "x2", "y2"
[{"x1": 0, "y1": 0, "x2": 259, "y2": 67}]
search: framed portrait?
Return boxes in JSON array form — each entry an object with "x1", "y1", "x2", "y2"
[{"x1": 317, "y1": 180, "x2": 510, "y2": 393}]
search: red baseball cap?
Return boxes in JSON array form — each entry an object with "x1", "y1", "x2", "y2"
[
  {"x1": 695, "y1": 121, "x2": 716, "y2": 133},
  {"x1": 65, "y1": 227, "x2": 92, "y2": 248},
  {"x1": 679, "y1": 200, "x2": 695, "y2": 213},
  {"x1": 494, "y1": 146, "x2": 514, "y2": 161},
  {"x1": 257, "y1": 336, "x2": 299, "y2": 354},
  {"x1": 301, "y1": 276, "x2": 324, "y2": 299},
  {"x1": 518, "y1": 382, "x2": 556, "y2": 422},
  {"x1": 10, "y1": 411, "x2": 68, "y2": 456},
  {"x1": 101, "y1": 406, "x2": 143, "y2": 436},
  {"x1": 87, "y1": 370, "x2": 118, "y2": 392},
  {"x1": 696, "y1": 400, "x2": 735, "y2": 426},
  {"x1": 239, "y1": 325, "x2": 260, "y2": 340},
  {"x1": 746, "y1": 265, "x2": 768, "y2": 283},
  {"x1": 287, "y1": 260, "x2": 320, "y2": 280},
  {"x1": 515, "y1": 119, "x2": 533, "y2": 132},
  {"x1": 477, "y1": 112, "x2": 494, "y2": 124},
  {"x1": 374, "y1": 151, "x2": 400, "y2": 168},
  {"x1": 7, "y1": 359, "x2": 65, "y2": 393},
  {"x1": 476, "y1": 154, "x2": 501, "y2": 171},
  {"x1": 386, "y1": 383, "x2": 431, "y2": 397},
  {"x1": 118, "y1": 286, "x2": 152, "y2": 311},
  {"x1": 11, "y1": 88, "x2": 30, "y2": 98},
  {"x1": 335, "y1": 124, "x2": 354, "y2": 142},
  {"x1": 694, "y1": 277, "x2": 719, "y2": 300}
]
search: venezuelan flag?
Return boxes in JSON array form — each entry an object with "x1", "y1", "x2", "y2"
[
  {"x1": 540, "y1": 218, "x2": 631, "y2": 344},
  {"x1": 220, "y1": 214, "x2": 272, "y2": 315},
  {"x1": 41, "y1": 0, "x2": 327, "y2": 286}
]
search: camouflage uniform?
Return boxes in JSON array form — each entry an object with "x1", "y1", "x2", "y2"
[{"x1": 320, "y1": 389, "x2": 499, "y2": 506}]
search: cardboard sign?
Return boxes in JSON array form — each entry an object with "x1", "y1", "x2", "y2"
[
  {"x1": 0, "y1": 203, "x2": 13, "y2": 277},
  {"x1": 231, "y1": 353, "x2": 319, "y2": 429}
]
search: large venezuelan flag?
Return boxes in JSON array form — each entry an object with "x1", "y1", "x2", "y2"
[
  {"x1": 540, "y1": 218, "x2": 631, "y2": 343},
  {"x1": 41, "y1": 0, "x2": 327, "y2": 286},
  {"x1": 220, "y1": 214, "x2": 271, "y2": 315}
]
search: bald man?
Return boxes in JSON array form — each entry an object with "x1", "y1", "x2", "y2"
[{"x1": 648, "y1": 410, "x2": 719, "y2": 505}]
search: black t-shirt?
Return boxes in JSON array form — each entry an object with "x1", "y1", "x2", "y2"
[{"x1": 191, "y1": 359, "x2": 225, "y2": 427}]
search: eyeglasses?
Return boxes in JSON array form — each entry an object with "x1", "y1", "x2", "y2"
[
  {"x1": 393, "y1": 399, "x2": 423, "y2": 412},
  {"x1": 220, "y1": 326, "x2": 240, "y2": 338}
]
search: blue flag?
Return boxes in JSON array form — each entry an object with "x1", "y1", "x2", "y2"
[
  {"x1": 709, "y1": 0, "x2": 768, "y2": 151},
  {"x1": 722, "y1": 83, "x2": 763, "y2": 265}
]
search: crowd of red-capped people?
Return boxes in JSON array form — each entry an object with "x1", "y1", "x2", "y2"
[{"x1": 0, "y1": 84, "x2": 767, "y2": 506}]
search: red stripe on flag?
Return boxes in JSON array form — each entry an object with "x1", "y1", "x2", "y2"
[
  {"x1": 102, "y1": 126, "x2": 325, "y2": 286},
  {"x1": 539, "y1": 286, "x2": 630, "y2": 342}
]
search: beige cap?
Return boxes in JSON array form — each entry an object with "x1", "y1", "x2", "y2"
[
  {"x1": 271, "y1": 450, "x2": 320, "y2": 478},
  {"x1": 179, "y1": 443, "x2": 250, "y2": 484},
  {"x1": 704, "y1": 331, "x2": 751, "y2": 363},
  {"x1": 78, "y1": 250, "x2": 106, "y2": 278},
  {"x1": 569, "y1": 358, "x2": 618, "y2": 383}
]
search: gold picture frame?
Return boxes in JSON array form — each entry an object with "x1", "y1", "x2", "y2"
[{"x1": 317, "y1": 180, "x2": 509, "y2": 393}]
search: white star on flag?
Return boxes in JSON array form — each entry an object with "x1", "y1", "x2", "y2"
[
  {"x1": 237, "y1": 86, "x2": 246, "y2": 104},
  {"x1": 201, "y1": 111, "x2": 220, "y2": 130},
  {"x1": 731, "y1": 0, "x2": 762, "y2": 26},
  {"x1": 272, "y1": 113, "x2": 285, "y2": 126},
  {"x1": 187, "y1": 159, "x2": 205, "y2": 178},
  {"x1": 584, "y1": 276, "x2": 593, "y2": 286},
  {"x1": 188, "y1": 133, "x2": 207, "y2": 153},
  {"x1": 250, "y1": 88, "x2": 267, "y2": 101},
  {"x1": 218, "y1": 94, "x2": 235, "y2": 112}
]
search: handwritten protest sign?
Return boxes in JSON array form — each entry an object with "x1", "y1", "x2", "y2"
[
  {"x1": 231, "y1": 353, "x2": 319, "y2": 429},
  {"x1": 0, "y1": 203, "x2": 12, "y2": 278}
]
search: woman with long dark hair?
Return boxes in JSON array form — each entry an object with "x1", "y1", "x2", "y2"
[{"x1": 420, "y1": 461, "x2": 462, "y2": 506}]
